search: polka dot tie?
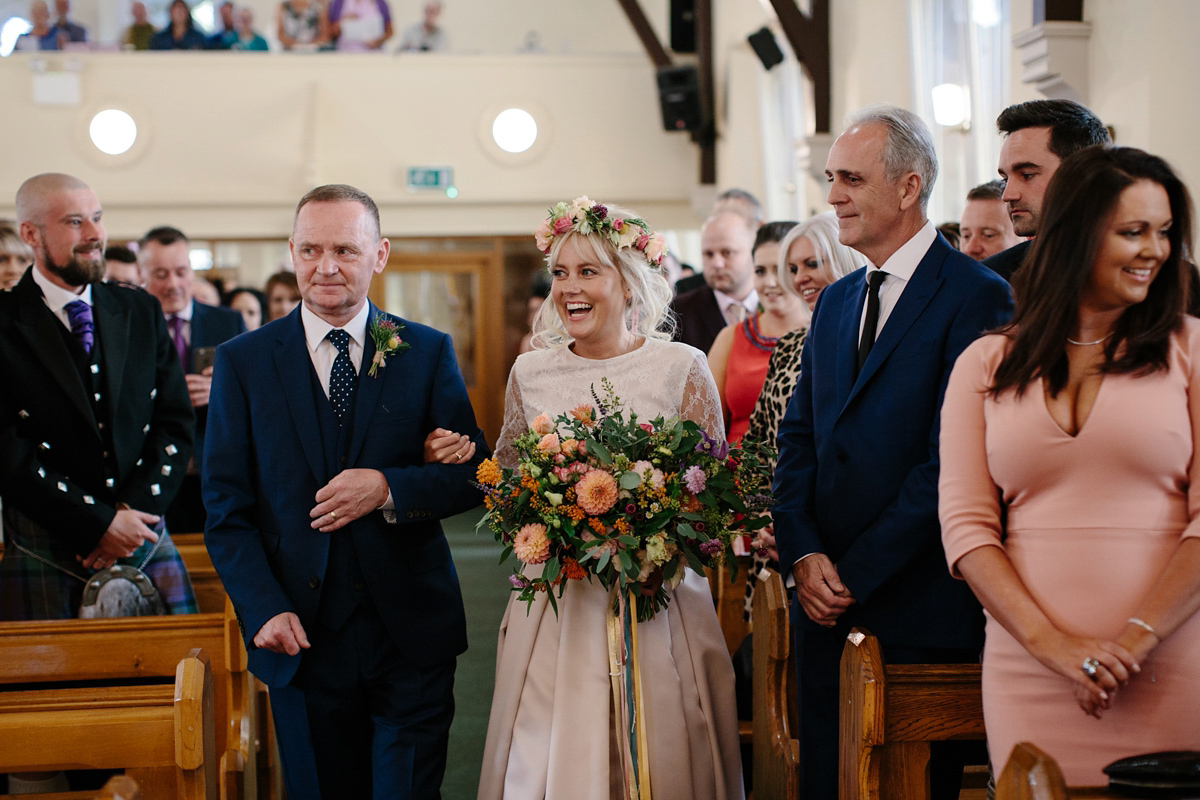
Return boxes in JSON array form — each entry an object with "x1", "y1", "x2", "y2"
[{"x1": 327, "y1": 329, "x2": 356, "y2": 421}]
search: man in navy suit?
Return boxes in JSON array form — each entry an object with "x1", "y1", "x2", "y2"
[
  {"x1": 139, "y1": 225, "x2": 246, "y2": 533},
  {"x1": 203, "y1": 184, "x2": 487, "y2": 799},
  {"x1": 773, "y1": 107, "x2": 1013, "y2": 800}
]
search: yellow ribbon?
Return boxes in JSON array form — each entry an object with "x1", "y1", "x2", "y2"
[
  {"x1": 607, "y1": 590, "x2": 639, "y2": 800},
  {"x1": 630, "y1": 591, "x2": 652, "y2": 800}
]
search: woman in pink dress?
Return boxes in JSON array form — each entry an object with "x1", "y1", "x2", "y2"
[
  {"x1": 939, "y1": 146, "x2": 1200, "y2": 785},
  {"x1": 708, "y1": 221, "x2": 806, "y2": 443}
]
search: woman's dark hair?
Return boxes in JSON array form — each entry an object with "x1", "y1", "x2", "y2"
[
  {"x1": 224, "y1": 286, "x2": 266, "y2": 312},
  {"x1": 168, "y1": 0, "x2": 195, "y2": 31},
  {"x1": 265, "y1": 270, "x2": 300, "y2": 299},
  {"x1": 991, "y1": 145, "x2": 1194, "y2": 398},
  {"x1": 752, "y1": 220, "x2": 798, "y2": 255}
]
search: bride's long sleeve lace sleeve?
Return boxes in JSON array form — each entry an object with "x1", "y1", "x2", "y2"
[
  {"x1": 681, "y1": 352, "x2": 727, "y2": 441},
  {"x1": 495, "y1": 366, "x2": 528, "y2": 469}
]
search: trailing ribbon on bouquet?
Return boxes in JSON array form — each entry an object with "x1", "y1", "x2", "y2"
[{"x1": 607, "y1": 589, "x2": 652, "y2": 800}]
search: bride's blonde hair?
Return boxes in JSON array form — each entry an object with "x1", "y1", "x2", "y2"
[{"x1": 530, "y1": 206, "x2": 675, "y2": 350}]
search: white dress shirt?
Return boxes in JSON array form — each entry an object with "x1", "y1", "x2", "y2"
[
  {"x1": 713, "y1": 288, "x2": 759, "y2": 327},
  {"x1": 857, "y1": 221, "x2": 937, "y2": 342},
  {"x1": 31, "y1": 265, "x2": 91, "y2": 329},
  {"x1": 299, "y1": 302, "x2": 395, "y2": 512},
  {"x1": 166, "y1": 299, "x2": 195, "y2": 348}
]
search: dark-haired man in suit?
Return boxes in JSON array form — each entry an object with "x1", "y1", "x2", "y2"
[
  {"x1": 204, "y1": 184, "x2": 487, "y2": 799},
  {"x1": 0, "y1": 173, "x2": 196, "y2": 622},
  {"x1": 774, "y1": 107, "x2": 1013, "y2": 799},
  {"x1": 985, "y1": 99, "x2": 1110, "y2": 281},
  {"x1": 139, "y1": 225, "x2": 245, "y2": 533}
]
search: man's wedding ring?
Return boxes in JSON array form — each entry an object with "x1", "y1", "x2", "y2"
[
  {"x1": 329, "y1": 510, "x2": 337, "y2": 521},
  {"x1": 1082, "y1": 657, "x2": 1101, "y2": 679}
]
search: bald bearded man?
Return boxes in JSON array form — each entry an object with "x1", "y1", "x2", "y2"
[{"x1": 0, "y1": 173, "x2": 197, "y2": 620}]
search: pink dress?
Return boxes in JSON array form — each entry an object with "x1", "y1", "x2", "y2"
[{"x1": 939, "y1": 321, "x2": 1200, "y2": 786}]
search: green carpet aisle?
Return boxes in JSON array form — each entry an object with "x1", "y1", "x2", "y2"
[{"x1": 443, "y1": 506, "x2": 512, "y2": 800}]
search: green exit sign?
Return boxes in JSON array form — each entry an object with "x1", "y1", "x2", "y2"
[{"x1": 407, "y1": 166, "x2": 454, "y2": 190}]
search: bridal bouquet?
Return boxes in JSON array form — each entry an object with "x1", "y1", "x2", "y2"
[{"x1": 476, "y1": 379, "x2": 774, "y2": 621}]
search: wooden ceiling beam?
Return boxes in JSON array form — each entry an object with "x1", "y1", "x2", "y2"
[
  {"x1": 769, "y1": 0, "x2": 832, "y2": 134},
  {"x1": 615, "y1": 0, "x2": 673, "y2": 68}
]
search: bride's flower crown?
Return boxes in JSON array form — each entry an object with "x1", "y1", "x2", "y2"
[{"x1": 534, "y1": 196, "x2": 668, "y2": 268}]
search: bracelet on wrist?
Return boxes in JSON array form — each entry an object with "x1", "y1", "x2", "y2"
[{"x1": 1128, "y1": 617, "x2": 1160, "y2": 639}]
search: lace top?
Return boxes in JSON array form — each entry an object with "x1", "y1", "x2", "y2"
[{"x1": 496, "y1": 337, "x2": 725, "y2": 468}]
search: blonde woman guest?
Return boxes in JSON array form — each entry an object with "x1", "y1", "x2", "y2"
[
  {"x1": 0, "y1": 223, "x2": 34, "y2": 289},
  {"x1": 707, "y1": 221, "x2": 802, "y2": 443},
  {"x1": 940, "y1": 146, "x2": 1200, "y2": 784},
  {"x1": 741, "y1": 212, "x2": 862, "y2": 609},
  {"x1": 477, "y1": 198, "x2": 744, "y2": 800}
]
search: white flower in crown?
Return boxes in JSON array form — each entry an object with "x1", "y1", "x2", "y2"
[
  {"x1": 568, "y1": 195, "x2": 593, "y2": 220},
  {"x1": 614, "y1": 217, "x2": 642, "y2": 249}
]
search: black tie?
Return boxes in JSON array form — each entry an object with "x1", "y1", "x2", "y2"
[
  {"x1": 327, "y1": 329, "x2": 356, "y2": 422},
  {"x1": 857, "y1": 270, "x2": 887, "y2": 374}
]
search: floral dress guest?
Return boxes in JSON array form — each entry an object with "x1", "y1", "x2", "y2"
[
  {"x1": 940, "y1": 146, "x2": 1200, "y2": 784},
  {"x1": 277, "y1": 0, "x2": 327, "y2": 50},
  {"x1": 476, "y1": 198, "x2": 744, "y2": 800},
  {"x1": 327, "y1": 0, "x2": 392, "y2": 51}
]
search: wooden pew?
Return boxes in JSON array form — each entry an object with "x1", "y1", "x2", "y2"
[
  {"x1": 171, "y1": 533, "x2": 227, "y2": 615},
  {"x1": 0, "y1": 601, "x2": 256, "y2": 800},
  {"x1": 0, "y1": 648, "x2": 217, "y2": 800},
  {"x1": 751, "y1": 568, "x2": 800, "y2": 800},
  {"x1": 996, "y1": 743, "x2": 1120, "y2": 800},
  {"x1": 839, "y1": 628, "x2": 985, "y2": 800}
]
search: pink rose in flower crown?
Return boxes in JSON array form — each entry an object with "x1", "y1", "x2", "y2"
[
  {"x1": 635, "y1": 233, "x2": 650, "y2": 250},
  {"x1": 535, "y1": 220, "x2": 554, "y2": 253},
  {"x1": 553, "y1": 217, "x2": 573, "y2": 235},
  {"x1": 513, "y1": 523, "x2": 551, "y2": 565},
  {"x1": 532, "y1": 412, "x2": 555, "y2": 435},
  {"x1": 645, "y1": 233, "x2": 667, "y2": 265},
  {"x1": 537, "y1": 433, "x2": 562, "y2": 454},
  {"x1": 611, "y1": 217, "x2": 624, "y2": 232}
]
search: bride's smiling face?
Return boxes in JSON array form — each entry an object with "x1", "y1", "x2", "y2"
[{"x1": 550, "y1": 236, "x2": 630, "y2": 349}]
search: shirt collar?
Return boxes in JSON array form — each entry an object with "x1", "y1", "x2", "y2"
[
  {"x1": 301, "y1": 302, "x2": 371, "y2": 353},
  {"x1": 712, "y1": 287, "x2": 759, "y2": 312},
  {"x1": 31, "y1": 263, "x2": 92, "y2": 311},
  {"x1": 168, "y1": 299, "x2": 195, "y2": 322},
  {"x1": 870, "y1": 220, "x2": 936, "y2": 282}
]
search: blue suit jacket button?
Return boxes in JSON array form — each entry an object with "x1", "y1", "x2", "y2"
[
  {"x1": 309, "y1": 577, "x2": 320, "y2": 589},
  {"x1": 836, "y1": 452, "x2": 848, "y2": 464}
]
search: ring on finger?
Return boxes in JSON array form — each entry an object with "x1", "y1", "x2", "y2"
[
  {"x1": 330, "y1": 510, "x2": 338, "y2": 521},
  {"x1": 1082, "y1": 656, "x2": 1101, "y2": 680}
]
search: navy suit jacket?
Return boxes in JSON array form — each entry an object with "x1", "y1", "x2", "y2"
[
  {"x1": 188, "y1": 301, "x2": 245, "y2": 470},
  {"x1": 773, "y1": 234, "x2": 1013, "y2": 650},
  {"x1": 670, "y1": 284, "x2": 727, "y2": 354},
  {"x1": 982, "y1": 239, "x2": 1030, "y2": 283},
  {"x1": 202, "y1": 304, "x2": 487, "y2": 686}
]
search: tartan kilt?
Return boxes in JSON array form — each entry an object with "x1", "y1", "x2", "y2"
[{"x1": 0, "y1": 505, "x2": 198, "y2": 621}]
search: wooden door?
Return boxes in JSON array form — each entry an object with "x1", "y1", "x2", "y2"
[{"x1": 369, "y1": 242, "x2": 505, "y2": 446}]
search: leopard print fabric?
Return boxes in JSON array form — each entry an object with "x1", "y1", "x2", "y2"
[{"x1": 741, "y1": 327, "x2": 807, "y2": 620}]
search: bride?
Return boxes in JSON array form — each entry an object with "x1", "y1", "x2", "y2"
[{"x1": 474, "y1": 198, "x2": 744, "y2": 800}]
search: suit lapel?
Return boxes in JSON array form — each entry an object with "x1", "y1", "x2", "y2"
[
  {"x1": 12, "y1": 274, "x2": 98, "y2": 429},
  {"x1": 845, "y1": 244, "x2": 945, "y2": 407},
  {"x1": 91, "y1": 284, "x2": 130, "y2": 413},
  {"x1": 344, "y1": 305, "x2": 386, "y2": 468},
  {"x1": 834, "y1": 269, "x2": 867, "y2": 410},
  {"x1": 273, "y1": 309, "x2": 326, "y2": 484}
]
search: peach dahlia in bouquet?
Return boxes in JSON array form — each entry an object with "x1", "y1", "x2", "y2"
[{"x1": 476, "y1": 379, "x2": 774, "y2": 620}]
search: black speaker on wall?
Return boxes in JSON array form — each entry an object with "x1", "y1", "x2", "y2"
[
  {"x1": 656, "y1": 66, "x2": 702, "y2": 132},
  {"x1": 670, "y1": 0, "x2": 695, "y2": 53},
  {"x1": 747, "y1": 27, "x2": 784, "y2": 71}
]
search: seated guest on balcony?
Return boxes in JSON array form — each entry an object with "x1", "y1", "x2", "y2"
[
  {"x1": 277, "y1": 0, "x2": 328, "y2": 50},
  {"x1": 327, "y1": 0, "x2": 393, "y2": 51},
  {"x1": 265, "y1": 270, "x2": 301, "y2": 321},
  {"x1": 960, "y1": 180, "x2": 1022, "y2": 262},
  {"x1": 398, "y1": 1, "x2": 446, "y2": 52},
  {"x1": 103, "y1": 244, "x2": 142, "y2": 286},
  {"x1": 226, "y1": 7, "x2": 269, "y2": 50},
  {"x1": 0, "y1": 173, "x2": 196, "y2": 621},
  {"x1": 14, "y1": 1, "x2": 56, "y2": 50},
  {"x1": 49, "y1": 0, "x2": 87, "y2": 45},
  {"x1": 708, "y1": 220, "x2": 801, "y2": 444},
  {"x1": 207, "y1": 1, "x2": 235, "y2": 48},
  {"x1": 123, "y1": 1, "x2": 155, "y2": 50},
  {"x1": 226, "y1": 287, "x2": 265, "y2": 331},
  {"x1": 940, "y1": 145, "x2": 1200, "y2": 786},
  {"x1": 149, "y1": 0, "x2": 208, "y2": 50},
  {"x1": 0, "y1": 222, "x2": 34, "y2": 289},
  {"x1": 138, "y1": 226, "x2": 246, "y2": 534}
]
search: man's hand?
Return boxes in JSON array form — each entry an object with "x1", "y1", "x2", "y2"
[
  {"x1": 792, "y1": 553, "x2": 856, "y2": 627},
  {"x1": 186, "y1": 366, "x2": 214, "y2": 408},
  {"x1": 423, "y1": 428, "x2": 475, "y2": 465},
  {"x1": 310, "y1": 468, "x2": 390, "y2": 532},
  {"x1": 253, "y1": 612, "x2": 311, "y2": 655},
  {"x1": 79, "y1": 508, "x2": 161, "y2": 569}
]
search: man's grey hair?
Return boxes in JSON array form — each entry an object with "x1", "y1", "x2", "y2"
[
  {"x1": 845, "y1": 105, "x2": 939, "y2": 210},
  {"x1": 294, "y1": 184, "x2": 381, "y2": 239}
]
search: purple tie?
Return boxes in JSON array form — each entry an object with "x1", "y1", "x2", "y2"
[
  {"x1": 65, "y1": 299, "x2": 94, "y2": 355},
  {"x1": 169, "y1": 316, "x2": 187, "y2": 370}
]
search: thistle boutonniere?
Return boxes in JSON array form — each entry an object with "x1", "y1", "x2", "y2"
[{"x1": 367, "y1": 315, "x2": 411, "y2": 377}]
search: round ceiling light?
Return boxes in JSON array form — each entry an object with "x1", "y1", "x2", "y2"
[
  {"x1": 491, "y1": 108, "x2": 538, "y2": 154},
  {"x1": 89, "y1": 109, "x2": 138, "y2": 155}
]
